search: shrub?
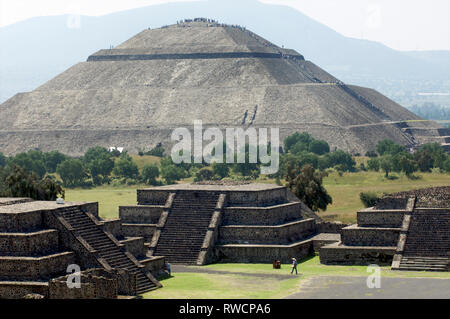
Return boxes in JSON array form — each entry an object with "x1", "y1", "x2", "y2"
[
  {"x1": 57, "y1": 159, "x2": 88, "y2": 187},
  {"x1": 360, "y1": 192, "x2": 379, "y2": 208},
  {"x1": 140, "y1": 164, "x2": 160, "y2": 185},
  {"x1": 194, "y1": 167, "x2": 215, "y2": 182}
]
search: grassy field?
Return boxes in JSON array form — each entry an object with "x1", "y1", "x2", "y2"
[
  {"x1": 65, "y1": 169, "x2": 449, "y2": 223},
  {"x1": 142, "y1": 256, "x2": 450, "y2": 299},
  {"x1": 321, "y1": 170, "x2": 450, "y2": 223}
]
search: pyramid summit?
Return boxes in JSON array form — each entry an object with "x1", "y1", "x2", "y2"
[{"x1": 0, "y1": 19, "x2": 445, "y2": 155}]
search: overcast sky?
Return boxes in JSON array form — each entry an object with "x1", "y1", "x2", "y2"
[{"x1": 0, "y1": 0, "x2": 449, "y2": 51}]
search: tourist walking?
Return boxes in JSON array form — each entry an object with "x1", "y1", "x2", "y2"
[{"x1": 290, "y1": 258, "x2": 298, "y2": 275}]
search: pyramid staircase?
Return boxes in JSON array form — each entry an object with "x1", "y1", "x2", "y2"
[
  {"x1": 397, "y1": 209, "x2": 450, "y2": 271},
  {"x1": 57, "y1": 206, "x2": 159, "y2": 294},
  {"x1": 152, "y1": 192, "x2": 221, "y2": 265}
]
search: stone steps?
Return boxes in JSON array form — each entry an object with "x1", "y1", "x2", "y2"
[
  {"x1": 399, "y1": 210, "x2": 450, "y2": 271},
  {"x1": 57, "y1": 207, "x2": 158, "y2": 294},
  {"x1": 153, "y1": 192, "x2": 219, "y2": 264}
]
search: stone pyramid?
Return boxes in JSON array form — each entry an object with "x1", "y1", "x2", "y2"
[{"x1": 0, "y1": 19, "x2": 444, "y2": 155}]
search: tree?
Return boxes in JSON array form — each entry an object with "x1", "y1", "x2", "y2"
[
  {"x1": 367, "y1": 158, "x2": 380, "y2": 171},
  {"x1": 286, "y1": 164, "x2": 332, "y2": 211},
  {"x1": 394, "y1": 153, "x2": 418, "y2": 177},
  {"x1": 323, "y1": 150, "x2": 355, "y2": 172},
  {"x1": 360, "y1": 192, "x2": 378, "y2": 208},
  {"x1": 141, "y1": 164, "x2": 160, "y2": 185},
  {"x1": 161, "y1": 164, "x2": 186, "y2": 184},
  {"x1": 5, "y1": 165, "x2": 64, "y2": 200},
  {"x1": 376, "y1": 139, "x2": 405, "y2": 156},
  {"x1": 212, "y1": 162, "x2": 230, "y2": 179},
  {"x1": 83, "y1": 147, "x2": 115, "y2": 185},
  {"x1": 379, "y1": 156, "x2": 393, "y2": 178},
  {"x1": 43, "y1": 151, "x2": 68, "y2": 173},
  {"x1": 57, "y1": 159, "x2": 88, "y2": 187},
  {"x1": 308, "y1": 140, "x2": 330, "y2": 155},
  {"x1": 113, "y1": 155, "x2": 139, "y2": 179},
  {"x1": 194, "y1": 167, "x2": 215, "y2": 182},
  {"x1": 145, "y1": 143, "x2": 165, "y2": 157},
  {"x1": 365, "y1": 150, "x2": 378, "y2": 158},
  {"x1": 284, "y1": 132, "x2": 312, "y2": 154},
  {"x1": 0, "y1": 152, "x2": 6, "y2": 167},
  {"x1": 414, "y1": 149, "x2": 433, "y2": 172},
  {"x1": 8, "y1": 151, "x2": 46, "y2": 178}
]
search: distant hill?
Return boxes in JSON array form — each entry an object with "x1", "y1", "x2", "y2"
[{"x1": 0, "y1": 0, "x2": 449, "y2": 106}]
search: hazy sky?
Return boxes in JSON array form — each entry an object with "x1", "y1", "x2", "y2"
[{"x1": 0, "y1": 0, "x2": 449, "y2": 51}]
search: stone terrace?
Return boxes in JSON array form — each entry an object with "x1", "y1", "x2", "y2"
[
  {"x1": 120, "y1": 183, "x2": 337, "y2": 265},
  {"x1": 320, "y1": 187, "x2": 450, "y2": 271},
  {"x1": 0, "y1": 198, "x2": 164, "y2": 298}
]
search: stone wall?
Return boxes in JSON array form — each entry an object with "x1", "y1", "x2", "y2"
[
  {"x1": 0, "y1": 282, "x2": 49, "y2": 299},
  {"x1": 375, "y1": 197, "x2": 408, "y2": 210},
  {"x1": 119, "y1": 205, "x2": 163, "y2": 224},
  {"x1": 357, "y1": 209, "x2": 406, "y2": 227},
  {"x1": 121, "y1": 224, "x2": 156, "y2": 241},
  {"x1": 320, "y1": 243, "x2": 396, "y2": 265},
  {"x1": 226, "y1": 188, "x2": 287, "y2": 207},
  {"x1": 0, "y1": 252, "x2": 75, "y2": 280},
  {"x1": 222, "y1": 202, "x2": 302, "y2": 226},
  {"x1": 216, "y1": 240, "x2": 313, "y2": 264},
  {"x1": 341, "y1": 226, "x2": 401, "y2": 246},
  {"x1": 48, "y1": 269, "x2": 118, "y2": 299},
  {"x1": 88, "y1": 52, "x2": 285, "y2": 62},
  {"x1": 316, "y1": 221, "x2": 348, "y2": 234},
  {"x1": 219, "y1": 219, "x2": 316, "y2": 245},
  {"x1": 101, "y1": 219, "x2": 122, "y2": 238},
  {"x1": 0, "y1": 210, "x2": 43, "y2": 232},
  {"x1": 0, "y1": 230, "x2": 59, "y2": 256},
  {"x1": 137, "y1": 190, "x2": 169, "y2": 205}
]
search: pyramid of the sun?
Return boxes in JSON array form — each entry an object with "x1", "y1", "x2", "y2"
[{"x1": 0, "y1": 19, "x2": 445, "y2": 156}]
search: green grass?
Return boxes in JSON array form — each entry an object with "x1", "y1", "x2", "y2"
[
  {"x1": 321, "y1": 171, "x2": 450, "y2": 223},
  {"x1": 143, "y1": 273, "x2": 302, "y2": 299},
  {"x1": 65, "y1": 186, "x2": 138, "y2": 220},
  {"x1": 142, "y1": 256, "x2": 450, "y2": 299}
]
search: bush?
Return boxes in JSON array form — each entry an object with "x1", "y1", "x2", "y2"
[
  {"x1": 212, "y1": 162, "x2": 230, "y2": 179},
  {"x1": 194, "y1": 167, "x2": 215, "y2": 182},
  {"x1": 376, "y1": 139, "x2": 405, "y2": 156},
  {"x1": 57, "y1": 159, "x2": 88, "y2": 187},
  {"x1": 365, "y1": 150, "x2": 378, "y2": 158},
  {"x1": 161, "y1": 164, "x2": 186, "y2": 184},
  {"x1": 286, "y1": 164, "x2": 332, "y2": 211},
  {"x1": 113, "y1": 154, "x2": 139, "y2": 179},
  {"x1": 146, "y1": 143, "x2": 165, "y2": 157},
  {"x1": 367, "y1": 158, "x2": 380, "y2": 171},
  {"x1": 4, "y1": 165, "x2": 64, "y2": 200},
  {"x1": 360, "y1": 192, "x2": 379, "y2": 208},
  {"x1": 0, "y1": 152, "x2": 6, "y2": 168},
  {"x1": 7, "y1": 151, "x2": 47, "y2": 178},
  {"x1": 140, "y1": 164, "x2": 160, "y2": 185},
  {"x1": 44, "y1": 151, "x2": 68, "y2": 173}
]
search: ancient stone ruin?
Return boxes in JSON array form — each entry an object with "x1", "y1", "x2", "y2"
[
  {"x1": 0, "y1": 20, "x2": 446, "y2": 156},
  {"x1": 119, "y1": 182, "x2": 338, "y2": 265},
  {"x1": 0, "y1": 198, "x2": 164, "y2": 299},
  {"x1": 320, "y1": 187, "x2": 450, "y2": 271}
]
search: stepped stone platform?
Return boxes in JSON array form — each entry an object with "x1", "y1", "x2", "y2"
[
  {"x1": 120, "y1": 182, "x2": 337, "y2": 265},
  {"x1": 0, "y1": 19, "x2": 444, "y2": 156},
  {"x1": 320, "y1": 187, "x2": 450, "y2": 271},
  {"x1": 0, "y1": 199, "x2": 164, "y2": 299}
]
